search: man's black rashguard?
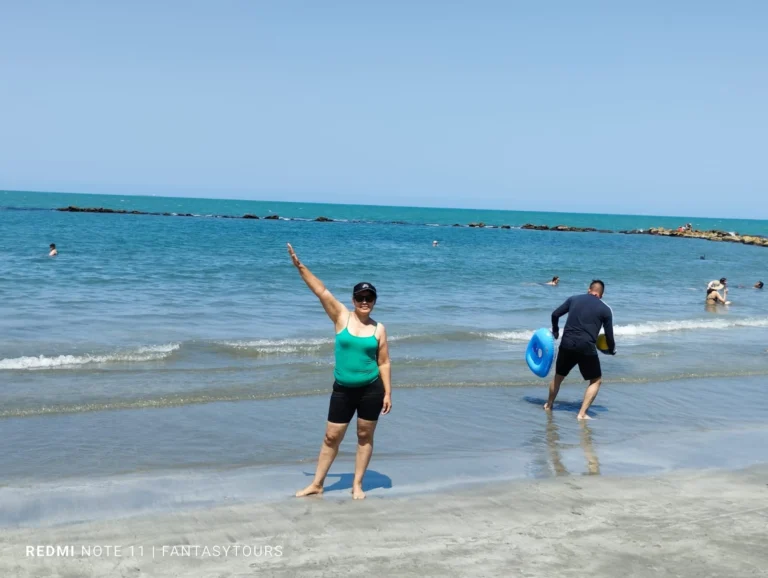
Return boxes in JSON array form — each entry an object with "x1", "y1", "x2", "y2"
[{"x1": 551, "y1": 293, "x2": 615, "y2": 380}]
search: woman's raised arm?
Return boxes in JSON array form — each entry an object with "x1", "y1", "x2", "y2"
[{"x1": 287, "y1": 243, "x2": 347, "y2": 325}]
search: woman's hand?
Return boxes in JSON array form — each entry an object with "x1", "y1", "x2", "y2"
[
  {"x1": 287, "y1": 243, "x2": 301, "y2": 268},
  {"x1": 382, "y1": 394, "x2": 392, "y2": 415}
]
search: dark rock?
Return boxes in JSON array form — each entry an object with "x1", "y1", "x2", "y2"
[
  {"x1": 501, "y1": 225, "x2": 511, "y2": 229},
  {"x1": 468, "y1": 222, "x2": 486, "y2": 228},
  {"x1": 452, "y1": 223, "x2": 462, "y2": 227},
  {"x1": 264, "y1": 215, "x2": 280, "y2": 220},
  {"x1": 242, "y1": 214, "x2": 259, "y2": 219},
  {"x1": 315, "y1": 216, "x2": 333, "y2": 222}
]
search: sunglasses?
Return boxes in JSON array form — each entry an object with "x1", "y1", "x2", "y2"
[{"x1": 354, "y1": 294, "x2": 376, "y2": 303}]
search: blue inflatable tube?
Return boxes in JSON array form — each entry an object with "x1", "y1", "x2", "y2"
[{"x1": 525, "y1": 328, "x2": 555, "y2": 378}]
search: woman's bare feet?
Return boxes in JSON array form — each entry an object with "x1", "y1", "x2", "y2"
[
  {"x1": 295, "y1": 482, "x2": 324, "y2": 497},
  {"x1": 352, "y1": 484, "x2": 366, "y2": 500}
]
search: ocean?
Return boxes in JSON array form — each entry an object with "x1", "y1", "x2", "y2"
[{"x1": 2, "y1": 189, "x2": 767, "y2": 526}]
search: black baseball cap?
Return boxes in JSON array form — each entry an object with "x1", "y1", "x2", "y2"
[{"x1": 353, "y1": 282, "x2": 377, "y2": 297}]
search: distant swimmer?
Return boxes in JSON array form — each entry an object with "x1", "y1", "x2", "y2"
[
  {"x1": 545, "y1": 276, "x2": 560, "y2": 286},
  {"x1": 755, "y1": 281, "x2": 764, "y2": 289},
  {"x1": 545, "y1": 280, "x2": 615, "y2": 420},
  {"x1": 48, "y1": 243, "x2": 58, "y2": 256},
  {"x1": 432, "y1": 240, "x2": 439, "y2": 247},
  {"x1": 707, "y1": 277, "x2": 727, "y2": 291},
  {"x1": 287, "y1": 243, "x2": 392, "y2": 500}
]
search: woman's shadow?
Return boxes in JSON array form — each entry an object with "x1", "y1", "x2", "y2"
[{"x1": 303, "y1": 470, "x2": 393, "y2": 494}]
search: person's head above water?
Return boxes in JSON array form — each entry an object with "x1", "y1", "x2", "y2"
[
  {"x1": 50, "y1": 243, "x2": 56, "y2": 249},
  {"x1": 352, "y1": 282, "x2": 377, "y2": 315},
  {"x1": 756, "y1": 281, "x2": 764, "y2": 289},
  {"x1": 552, "y1": 276, "x2": 559, "y2": 283},
  {"x1": 588, "y1": 279, "x2": 605, "y2": 298}
]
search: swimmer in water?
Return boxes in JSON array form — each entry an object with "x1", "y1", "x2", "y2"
[
  {"x1": 707, "y1": 277, "x2": 727, "y2": 291},
  {"x1": 287, "y1": 243, "x2": 392, "y2": 500},
  {"x1": 755, "y1": 281, "x2": 764, "y2": 289},
  {"x1": 545, "y1": 276, "x2": 559, "y2": 286},
  {"x1": 48, "y1": 243, "x2": 58, "y2": 256},
  {"x1": 432, "y1": 240, "x2": 439, "y2": 247},
  {"x1": 706, "y1": 287, "x2": 728, "y2": 305}
]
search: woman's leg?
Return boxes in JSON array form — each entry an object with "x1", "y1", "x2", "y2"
[
  {"x1": 295, "y1": 422, "x2": 349, "y2": 497},
  {"x1": 296, "y1": 385, "x2": 355, "y2": 497},
  {"x1": 352, "y1": 418, "x2": 378, "y2": 499},
  {"x1": 352, "y1": 379, "x2": 385, "y2": 499}
]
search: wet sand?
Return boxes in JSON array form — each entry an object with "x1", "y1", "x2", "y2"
[{"x1": 3, "y1": 465, "x2": 767, "y2": 578}]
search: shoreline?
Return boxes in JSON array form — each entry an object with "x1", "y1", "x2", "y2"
[
  {"x1": 35, "y1": 205, "x2": 768, "y2": 246},
  {"x1": 2, "y1": 464, "x2": 767, "y2": 577}
]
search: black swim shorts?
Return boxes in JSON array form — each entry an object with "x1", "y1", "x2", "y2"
[
  {"x1": 327, "y1": 376, "x2": 385, "y2": 424},
  {"x1": 555, "y1": 347, "x2": 602, "y2": 381}
]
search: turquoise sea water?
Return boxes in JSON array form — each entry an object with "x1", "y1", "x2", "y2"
[{"x1": 1, "y1": 189, "x2": 768, "y2": 526}]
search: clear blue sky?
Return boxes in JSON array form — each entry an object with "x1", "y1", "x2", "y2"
[{"x1": 1, "y1": 1, "x2": 766, "y2": 217}]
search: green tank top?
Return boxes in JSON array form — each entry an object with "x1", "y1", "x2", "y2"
[{"x1": 333, "y1": 316, "x2": 380, "y2": 387}]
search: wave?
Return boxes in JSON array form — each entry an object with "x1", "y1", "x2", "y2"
[
  {"x1": 216, "y1": 333, "x2": 420, "y2": 355},
  {"x1": 614, "y1": 317, "x2": 768, "y2": 336},
  {"x1": 482, "y1": 330, "x2": 535, "y2": 342},
  {"x1": 4, "y1": 316, "x2": 766, "y2": 370},
  {"x1": 215, "y1": 338, "x2": 331, "y2": 355},
  {"x1": 484, "y1": 317, "x2": 768, "y2": 341},
  {"x1": 0, "y1": 344, "x2": 180, "y2": 370}
]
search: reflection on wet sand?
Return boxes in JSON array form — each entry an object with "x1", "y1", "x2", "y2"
[{"x1": 544, "y1": 412, "x2": 601, "y2": 476}]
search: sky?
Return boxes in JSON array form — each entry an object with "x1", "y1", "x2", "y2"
[{"x1": 1, "y1": 1, "x2": 766, "y2": 217}]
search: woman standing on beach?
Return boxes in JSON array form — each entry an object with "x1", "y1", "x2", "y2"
[{"x1": 287, "y1": 243, "x2": 392, "y2": 500}]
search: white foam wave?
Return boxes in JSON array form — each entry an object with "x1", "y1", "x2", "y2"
[
  {"x1": 219, "y1": 338, "x2": 331, "y2": 354},
  {"x1": 484, "y1": 330, "x2": 535, "y2": 342},
  {"x1": 0, "y1": 344, "x2": 180, "y2": 370},
  {"x1": 484, "y1": 317, "x2": 768, "y2": 342},
  {"x1": 614, "y1": 317, "x2": 768, "y2": 336}
]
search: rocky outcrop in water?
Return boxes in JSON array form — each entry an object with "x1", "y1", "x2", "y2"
[
  {"x1": 521, "y1": 223, "x2": 602, "y2": 233},
  {"x1": 53, "y1": 206, "x2": 768, "y2": 247},
  {"x1": 57, "y1": 206, "x2": 147, "y2": 215},
  {"x1": 619, "y1": 227, "x2": 768, "y2": 247}
]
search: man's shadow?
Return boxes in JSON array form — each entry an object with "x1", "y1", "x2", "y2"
[
  {"x1": 523, "y1": 396, "x2": 608, "y2": 418},
  {"x1": 303, "y1": 470, "x2": 393, "y2": 494}
]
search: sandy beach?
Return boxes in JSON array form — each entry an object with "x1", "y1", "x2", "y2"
[{"x1": 2, "y1": 465, "x2": 766, "y2": 578}]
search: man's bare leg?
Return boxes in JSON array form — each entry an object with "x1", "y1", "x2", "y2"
[
  {"x1": 296, "y1": 422, "x2": 348, "y2": 497},
  {"x1": 352, "y1": 418, "x2": 378, "y2": 500},
  {"x1": 577, "y1": 378, "x2": 602, "y2": 420},
  {"x1": 544, "y1": 374, "x2": 566, "y2": 410}
]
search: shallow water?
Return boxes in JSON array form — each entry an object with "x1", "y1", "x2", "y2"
[{"x1": 1, "y1": 190, "x2": 767, "y2": 522}]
